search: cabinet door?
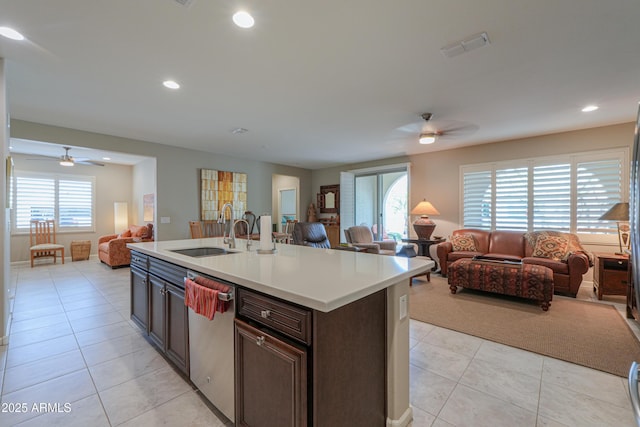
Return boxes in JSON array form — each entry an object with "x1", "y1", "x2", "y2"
[
  {"x1": 165, "y1": 283, "x2": 189, "y2": 375},
  {"x1": 130, "y1": 267, "x2": 149, "y2": 332},
  {"x1": 235, "y1": 319, "x2": 307, "y2": 427},
  {"x1": 149, "y1": 276, "x2": 166, "y2": 349}
]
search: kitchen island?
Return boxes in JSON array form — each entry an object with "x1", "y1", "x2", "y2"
[{"x1": 128, "y1": 237, "x2": 433, "y2": 427}]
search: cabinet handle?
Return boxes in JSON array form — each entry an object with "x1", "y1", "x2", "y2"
[
  {"x1": 256, "y1": 336, "x2": 265, "y2": 346},
  {"x1": 260, "y1": 310, "x2": 271, "y2": 319}
]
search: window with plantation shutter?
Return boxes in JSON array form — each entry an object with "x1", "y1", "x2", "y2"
[
  {"x1": 533, "y1": 163, "x2": 571, "y2": 231},
  {"x1": 576, "y1": 158, "x2": 623, "y2": 233},
  {"x1": 13, "y1": 171, "x2": 95, "y2": 233},
  {"x1": 495, "y1": 167, "x2": 528, "y2": 231},
  {"x1": 462, "y1": 170, "x2": 492, "y2": 230},
  {"x1": 460, "y1": 149, "x2": 627, "y2": 235}
]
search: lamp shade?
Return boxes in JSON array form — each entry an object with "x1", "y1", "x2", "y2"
[
  {"x1": 410, "y1": 199, "x2": 440, "y2": 240},
  {"x1": 114, "y1": 202, "x2": 128, "y2": 233},
  {"x1": 410, "y1": 200, "x2": 441, "y2": 217},
  {"x1": 598, "y1": 202, "x2": 629, "y2": 221}
]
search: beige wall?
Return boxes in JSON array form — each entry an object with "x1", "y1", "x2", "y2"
[
  {"x1": 10, "y1": 153, "x2": 134, "y2": 262},
  {"x1": 1, "y1": 58, "x2": 9, "y2": 343},
  {"x1": 311, "y1": 122, "x2": 636, "y2": 254},
  {"x1": 10, "y1": 120, "x2": 313, "y2": 242},
  {"x1": 409, "y1": 123, "x2": 634, "y2": 248},
  {"x1": 132, "y1": 157, "x2": 157, "y2": 232}
]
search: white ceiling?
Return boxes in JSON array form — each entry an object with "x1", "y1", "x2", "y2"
[{"x1": 1, "y1": 0, "x2": 639, "y2": 169}]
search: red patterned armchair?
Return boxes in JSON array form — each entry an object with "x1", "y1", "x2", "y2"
[{"x1": 98, "y1": 223, "x2": 154, "y2": 268}]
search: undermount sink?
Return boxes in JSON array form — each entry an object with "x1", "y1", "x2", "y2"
[{"x1": 170, "y1": 247, "x2": 236, "y2": 257}]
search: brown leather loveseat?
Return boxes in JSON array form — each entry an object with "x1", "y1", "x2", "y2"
[{"x1": 436, "y1": 229, "x2": 592, "y2": 297}]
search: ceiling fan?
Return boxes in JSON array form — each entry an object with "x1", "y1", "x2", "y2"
[
  {"x1": 394, "y1": 113, "x2": 479, "y2": 145},
  {"x1": 28, "y1": 146, "x2": 105, "y2": 167}
]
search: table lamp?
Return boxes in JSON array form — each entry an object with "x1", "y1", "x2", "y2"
[
  {"x1": 598, "y1": 202, "x2": 629, "y2": 255},
  {"x1": 410, "y1": 199, "x2": 440, "y2": 240}
]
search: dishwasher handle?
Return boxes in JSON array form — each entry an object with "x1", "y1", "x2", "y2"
[
  {"x1": 185, "y1": 271, "x2": 234, "y2": 302},
  {"x1": 628, "y1": 361, "x2": 640, "y2": 427}
]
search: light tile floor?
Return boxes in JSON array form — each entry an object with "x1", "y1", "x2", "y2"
[{"x1": 0, "y1": 260, "x2": 637, "y2": 426}]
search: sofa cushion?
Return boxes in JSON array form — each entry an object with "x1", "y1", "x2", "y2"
[
  {"x1": 120, "y1": 229, "x2": 132, "y2": 238},
  {"x1": 522, "y1": 257, "x2": 570, "y2": 274},
  {"x1": 451, "y1": 234, "x2": 477, "y2": 251},
  {"x1": 447, "y1": 251, "x2": 484, "y2": 263},
  {"x1": 532, "y1": 234, "x2": 569, "y2": 261},
  {"x1": 129, "y1": 225, "x2": 148, "y2": 238}
]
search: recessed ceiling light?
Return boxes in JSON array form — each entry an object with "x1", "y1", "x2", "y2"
[
  {"x1": 163, "y1": 80, "x2": 180, "y2": 89},
  {"x1": 102, "y1": 157, "x2": 111, "y2": 161},
  {"x1": 231, "y1": 127, "x2": 248, "y2": 134},
  {"x1": 0, "y1": 27, "x2": 25, "y2": 41},
  {"x1": 233, "y1": 11, "x2": 255, "y2": 28},
  {"x1": 581, "y1": 105, "x2": 599, "y2": 112}
]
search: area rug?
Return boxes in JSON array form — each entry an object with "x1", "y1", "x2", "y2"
[{"x1": 410, "y1": 276, "x2": 640, "y2": 377}]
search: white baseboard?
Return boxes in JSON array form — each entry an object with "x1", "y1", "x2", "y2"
[{"x1": 387, "y1": 406, "x2": 413, "y2": 427}]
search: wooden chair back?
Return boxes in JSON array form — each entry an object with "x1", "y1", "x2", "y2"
[
  {"x1": 29, "y1": 219, "x2": 65, "y2": 267},
  {"x1": 202, "y1": 220, "x2": 226, "y2": 237},
  {"x1": 30, "y1": 219, "x2": 57, "y2": 246},
  {"x1": 189, "y1": 221, "x2": 203, "y2": 238}
]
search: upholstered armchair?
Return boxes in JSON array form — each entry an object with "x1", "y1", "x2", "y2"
[
  {"x1": 291, "y1": 222, "x2": 331, "y2": 248},
  {"x1": 98, "y1": 223, "x2": 154, "y2": 268},
  {"x1": 344, "y1": 225, "x2": 397, "y2": 255}
]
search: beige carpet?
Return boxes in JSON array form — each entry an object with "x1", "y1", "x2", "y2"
[{"x1": 410, "y1": 276, "x2": 640, "y2": 377}]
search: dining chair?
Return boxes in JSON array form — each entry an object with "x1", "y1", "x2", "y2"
[
  {"x1": 202, "y1": 220, "x2": 226, "y2": 237},
  {"x1": 189, "y1": 221, "x2": 203, "y2": 238},
  {"x1": 30, "y1": 219, "x2": 65, "y2": 267}
]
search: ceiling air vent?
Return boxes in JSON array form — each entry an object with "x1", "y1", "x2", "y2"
[{"x1": 173, "y1": 0, "x2": 195, "y2": 7}]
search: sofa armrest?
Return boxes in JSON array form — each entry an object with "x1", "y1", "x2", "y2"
[
  {"x1": 436, "y1": 242, "x2": 454, "y2": 276},
  {"x1": 567, "y1": 252, "x2": 590, "y2": 275},
  {"x1": 98, "y1": 234, "x2": 118, "y2": 244},
  {"x1": 375, "y1": 240, "x2": 397, "y2": 251}
]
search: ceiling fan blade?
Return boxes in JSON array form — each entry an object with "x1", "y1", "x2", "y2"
[{"x1": 75, "y1": 159, "x2": 104, "y2": 166}]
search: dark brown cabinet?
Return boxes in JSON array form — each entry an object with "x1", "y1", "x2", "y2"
[
  {"x1": 235, "y1": 319, "x2": 307, "y2": 427},
  {"x1": 130, "y1": 251, "x2": 189, "y2": 376},
  {"x1": 235, "y1": 287, "x2": 386, "y2": 427},
  {"x1": 149, "y1": 275, "x2": 166, "y2": 348},
  {"x1": 130, "y1": 266, "x2": 149, "y2": 331}
]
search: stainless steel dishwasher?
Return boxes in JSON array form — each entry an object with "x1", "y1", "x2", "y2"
[{"x1": 186, "y1": 270, "x2": 236, "y2": 423}]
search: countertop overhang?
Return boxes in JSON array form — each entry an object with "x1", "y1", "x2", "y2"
[{"x1": 128, "y1": 238, "x2": 433, "y2": 312}]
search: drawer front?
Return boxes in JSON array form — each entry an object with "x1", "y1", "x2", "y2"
[
  {"x1": 149, "y1": 257, "x2": 187, "y2": 288},
  {"x1": 237, "y1": 288, "x2": 312, "y2": 345},
  {"x1": 603, "y1": 270, "x2": 628, "y2": 293},
  {"x1": 130, "y1": 251, "x2": 149, "y2": 271},
  {"x1": 603, "y1": 259, "x2": 628, "y2": 271}
]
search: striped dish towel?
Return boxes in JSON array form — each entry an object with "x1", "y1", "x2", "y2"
[
  {"x1": 193, "y1": 276, "x2": 232, "y2": 314},
  {"x1": 184, "y1": 278, "x2": 218, "y2": 320}
]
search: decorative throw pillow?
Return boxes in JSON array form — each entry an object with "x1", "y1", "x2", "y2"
[
  {"x1": 451, "y1": 234, "x2": 477, "y2": 252},
  {"x1": 532, "y1": 235, "x2": 569, "y2": 261},
  {"x1": 120, "y1": 229, "x2": 132, "y2": 238}
]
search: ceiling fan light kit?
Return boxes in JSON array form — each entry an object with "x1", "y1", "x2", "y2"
[{"x1": 419, "y1": 134, "x2": 437, "y2": 144}]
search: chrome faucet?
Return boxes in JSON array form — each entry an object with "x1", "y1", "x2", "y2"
[
  {"x1": 233, "y1": 219, "x2": 253, "y2": 251},
  {"x1": 218, "y1": 203, "x2": 236, "y2": 249}
]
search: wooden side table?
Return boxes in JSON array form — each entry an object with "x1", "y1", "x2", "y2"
[
  {"x1": 401, "y1": 238, "x2": 445, "y2": 257},
  {"x1": 593, "y1": 252, "x2": 629, "y2": 300}
]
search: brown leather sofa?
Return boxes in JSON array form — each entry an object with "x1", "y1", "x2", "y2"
[
  {"x1": 98, "y1": 223, "x2": 154, "y2": 268},
  {"x1": 436, "y1": 229, "x2": 592, "y2": 297}
]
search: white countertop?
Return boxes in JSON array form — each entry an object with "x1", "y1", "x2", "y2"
[{"x1": 128, "y1": 238, "x2": 434, "y2": 312}]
